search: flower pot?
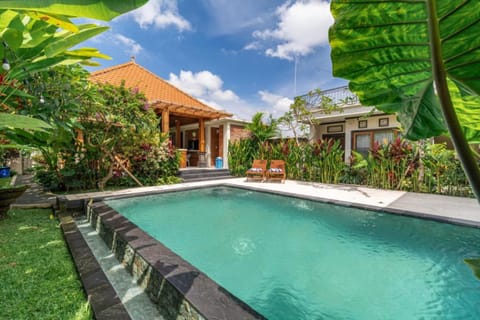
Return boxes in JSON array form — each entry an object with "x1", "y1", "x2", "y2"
[{"x1": 0, "y1": 185, "x2": 29, "y2": 218}]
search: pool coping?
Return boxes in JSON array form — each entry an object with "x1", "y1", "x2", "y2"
[{"x1": 59, "y1": 178, "x2": 480, "y2": 228}]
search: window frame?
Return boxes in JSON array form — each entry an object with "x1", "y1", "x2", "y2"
[{"x1": 352, "y1": 128, "x2": 400, "y2": 155}]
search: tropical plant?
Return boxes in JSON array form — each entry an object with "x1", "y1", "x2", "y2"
[
  {"x1": 228, "y1": 138, "x2": 345, "y2": 183},
  {"x1": 329, "y1": 0, "x2": 480, "y2": 201},
  {"x1": 79, "y1": 81, "x2": 165, "y2": 189},
  {"x1": 246, "y1": 112, "x2": 279, "y2": 144},
  {"x1": 279, "y1": 89, "x2": 341, "y2": 145},
  {"x1": 228, "y1": 139, "x2": 259, "y2": 176},
  {"x1": 0, "y1": 0, "x2": 148, "y2": 130}
]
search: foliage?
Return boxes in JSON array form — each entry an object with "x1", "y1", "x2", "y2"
[
  {"x1": 246, "y1": 112, "x2": 279, "y2": 144},
  {"x1": 0, "y1": 177, "x2": 11, "y2": 188},
  {"x1": 128, "y1": 140, "x2": 180, "y2": 186},
  {"x1": 349, "y1": 138, "x2": 419, "y2": 191},
  {"x1": 346, "y1": 139, "x2": 472, "y2": 197},
  {"x1": 329, "y1": 0, "x2": 480, "y2": 200},
  {"x1": 0, "y1": 0, "x2": 148, "y2": 130},
  {"x1": 229, "y1": 138, "x2": 345, "y2": 184},
  {"x1": 228, "y1": 138, "x2": 259, "y2": 176},
  {"x1": 0, "y1": 1, "x2": 148, "y2": 21},
  {"x1": 7, "y1": 65, "x2": 92, "y2": 171},
  {"x1": 0, "y1": 209, "x2": 92, "y2": 320},
  {"x1": 464, "y1": 258, "x2": 480, "y2": 281},
  {"x1": 0, "y1": 146, "x2": 19, "y2": 166},
  {"x1": 23, "y1": 69, "x2": 179, "y2": 192},
  {"x1": 229, "y1": 137, "x2": 472, "y2": 197},
  {"x1": 279, "y1": 89, "x2": 343, "y2": 144},
  {"x1": 80, "y1": 81, "x2": 165, "y2": 189}
]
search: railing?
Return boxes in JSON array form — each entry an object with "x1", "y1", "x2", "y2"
[{"x1": 300, "y1": 85, "x2": 359, "y2": 109}]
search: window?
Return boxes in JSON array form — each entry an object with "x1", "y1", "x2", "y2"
[{"x1": 353, "y1": 129, "x2": 398, "y2": 157}]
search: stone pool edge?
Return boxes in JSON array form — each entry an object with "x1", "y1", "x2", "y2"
[
  {"x1": 87, "y1": 200, "x2": 265, "y2": 320},
  {"x1": 59, "y1": 213, "x2": 132, "y2": 320}
]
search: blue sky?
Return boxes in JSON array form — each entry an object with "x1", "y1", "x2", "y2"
[{"x1": 85, "y1": 0, "x2": 346, "y2": 120}]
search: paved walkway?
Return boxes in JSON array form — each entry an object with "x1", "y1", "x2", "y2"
[{"x1": 13, "y1": 175, "x2": 57, "y2": 209}]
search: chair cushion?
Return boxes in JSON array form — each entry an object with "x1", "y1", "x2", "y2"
[
  {"x1": 249, "y1": 167, "x2": 263, "y2": 172},
  {"x1": 269, "y1": 168, "x2": 283, "y2": 173}
]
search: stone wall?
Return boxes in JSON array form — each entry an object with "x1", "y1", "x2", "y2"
[{"x1": 230, "y1": 125, "x2": 250, "y2": 142}]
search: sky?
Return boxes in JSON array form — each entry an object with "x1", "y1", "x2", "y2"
[{"x1": 84, "y1": 0, "x2": 347, "y2": 121}]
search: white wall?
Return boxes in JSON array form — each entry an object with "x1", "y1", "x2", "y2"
[{"x1": 313, "y1": 114, "x2": 400, "y2": 162}]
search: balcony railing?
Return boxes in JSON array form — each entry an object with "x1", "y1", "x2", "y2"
[{"x1": 300, "y1": 85, "x2": 359, "y2": 109}]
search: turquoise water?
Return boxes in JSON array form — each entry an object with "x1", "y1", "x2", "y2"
[{"x1": 107, "y1": 187, "x2": 480, "y2": 319}]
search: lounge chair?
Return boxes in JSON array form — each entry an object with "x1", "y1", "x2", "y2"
[
  {"x1": 267, "y1": 160, "x2": 286, "y2": 183},
  {"x1": 246, "y1": 159, "x2": 267, "y2": 182}
]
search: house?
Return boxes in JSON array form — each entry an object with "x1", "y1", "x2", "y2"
[
  {"x1": 89, "y1": 59, "x2": 249, "y2": 169},
  {"x1": 306, "y1": 85, "x2": 401, "y2": 162}
]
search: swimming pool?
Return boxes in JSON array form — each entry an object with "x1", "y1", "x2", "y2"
[{"x1": 106, "y1": 187, "x2": 480, "y2": 319}]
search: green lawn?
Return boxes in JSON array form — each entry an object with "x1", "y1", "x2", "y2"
[
  {"x1": 0, "y1": 209, "x2": 92, "y2": 320},
  {"x1": 0, "y1": 177, "x2": 12, "y2": 188}
]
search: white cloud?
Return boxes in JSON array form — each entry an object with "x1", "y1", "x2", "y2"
[
  {"x1": 259, "y1": 90, "x2": 293, "y2": 116},
  {"x1": 200, "y1": 0, "x2": 270, "y2": 35},
  {"x1": 130, "y1": 0, "x2": 191, "y2": 31},
  {"x1": 168, "y1": 70, "x2": 263, "y2": 121},
  {"x1": 112, "y1": 34, "x2": 143, "y2": 56},
  {"x1": 251, "y1": 0, "x2": 333, "y2": 60},
  {"x1": 244, "y1": 41, "x2": 261, "y2": 51}
]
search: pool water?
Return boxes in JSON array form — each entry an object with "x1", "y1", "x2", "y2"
[{"x1": 107, "y1": 187, "x2": 480, "y2": 319}]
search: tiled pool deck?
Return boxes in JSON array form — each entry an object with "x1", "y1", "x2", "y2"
[
  {"x1": 64, "y1": 178, "x2": 480, "y2": 227},
  {"x1": 60, "y1": 178, "x2": 479, "y2": 320}
]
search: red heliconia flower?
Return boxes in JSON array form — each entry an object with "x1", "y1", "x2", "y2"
[
  {"x1": 388, "y1": 170, "x2": 396, "y2": 183},
  {"x1": 313, "y1": 143, "x2": 321, "y2": 156},
  {"x1": 370, "y1": 141, "x2": 381, "y2": 159}
]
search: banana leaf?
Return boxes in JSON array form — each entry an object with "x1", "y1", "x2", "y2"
[
  {"x1": 26, "y1": 11, "x2": 78, "y2": 33},
  {"x1": 329, "y1": 0, "x2": 480, "y2": 201},
  {"x1": 0, "y1": 113, "x2": 51, "y2": 130},
  {"x1": 0, "y1": 0, "x2": 148, "y2": 21},
  {"x1": 43, "y1": 24, "x2": 109, "y2": 58}
]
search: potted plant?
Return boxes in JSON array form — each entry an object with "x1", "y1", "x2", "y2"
[
  {"x1": 0, "y1": 148, "x2": 28, "y2": 219},
  {"x1": 0, "y1": 184, "x2": 29, "y2": 219}
]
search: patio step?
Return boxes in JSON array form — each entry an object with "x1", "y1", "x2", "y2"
[{"x1": 178, "y1": 168, "x2": 233, "y2": 182}]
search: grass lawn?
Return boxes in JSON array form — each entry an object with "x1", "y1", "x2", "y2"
[
  {"x1": 0, "y1": 209, "x2": 92, "y2": 320},
  {"x1": 0, "y1": 177, "x2": 12, "y2": 188}
]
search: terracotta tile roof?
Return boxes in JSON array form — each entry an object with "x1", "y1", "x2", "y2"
[{"x1": 89, "y1": 61, "x2": 231, "y2": 119}]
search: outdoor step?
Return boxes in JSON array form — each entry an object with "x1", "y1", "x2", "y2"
[
  {"x1": 181, "y1": 175, "x2": 234, "y2": 183},
  {"x1": 177, "y1": 168, "x2": 233, "y2": 182},
  {"x1": 179, "y1": 171, "x2": 230, "y2": 179}
]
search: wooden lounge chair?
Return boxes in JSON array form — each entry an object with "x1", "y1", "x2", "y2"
[
  {"x1": 246, "y1": 159, "x2": 267, "y2": 182},
  {"x1": 267, "y1": 160, "x2": 286, "y2": 183}
]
